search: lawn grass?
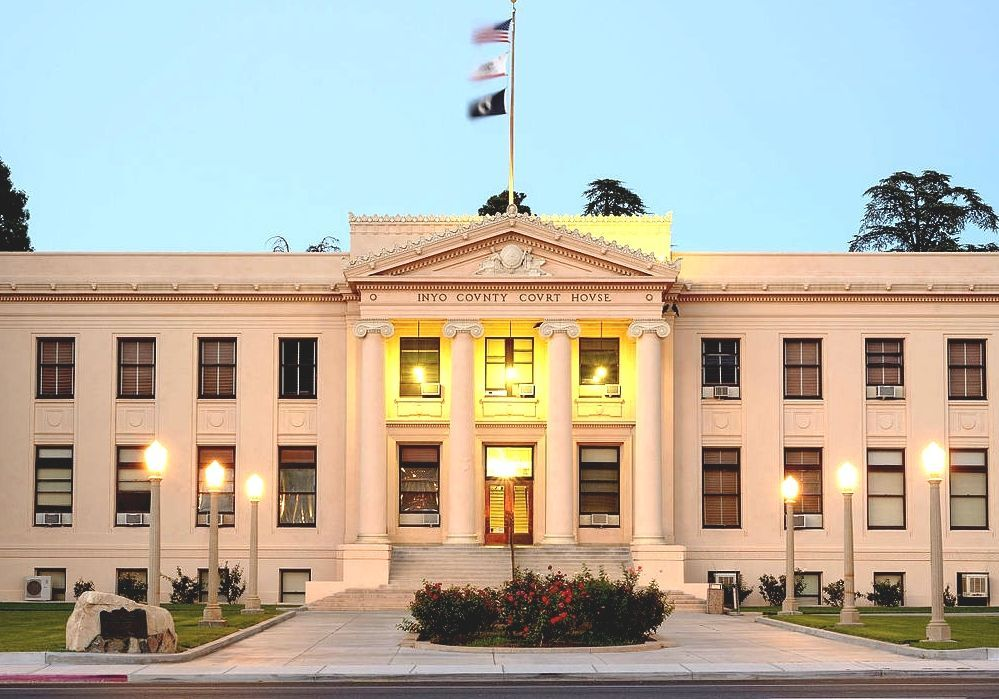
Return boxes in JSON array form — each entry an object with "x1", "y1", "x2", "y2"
[
  {"x1": 776, "y1": 612, "x2": 999, "y2": 650},
  {"x1": 742, "y1": 605, "x2": 999, "y2": 615},
  {"x1": 0, "y1": 602, "x2": 285, "y2": 652}
]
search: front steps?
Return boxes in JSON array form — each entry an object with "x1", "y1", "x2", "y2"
[{"x1": 310, "y1": 544, "x2": 705, "y2": 612}]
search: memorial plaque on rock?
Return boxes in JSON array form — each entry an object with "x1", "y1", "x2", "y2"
[{"x1": 99, "y1": 608, "x2": 148, "y2": 639}]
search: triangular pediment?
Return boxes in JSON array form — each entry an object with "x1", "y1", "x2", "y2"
[{"x1": 343, "y1": 214, "x2": 679, "y2": 281}]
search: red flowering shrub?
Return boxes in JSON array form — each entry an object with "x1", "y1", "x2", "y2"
[
  {"x1": 497, "y1": 568, "x2": 588, "y2": 646},
  {"x1": 399, "y1": 581, "x2": 499, "y2": 644}
]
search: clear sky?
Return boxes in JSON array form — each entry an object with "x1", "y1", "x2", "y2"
[{"x1": 2, "y1": 0, "x2": 997, "y2": 253}]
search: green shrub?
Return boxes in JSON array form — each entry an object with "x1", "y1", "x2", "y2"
[
  {"x1": 758, "y1": 570, "x2": 806, "y2": 607},
  {"x1": 116, "y1": 573, "x2": 147, "y2": 603},
  {"x1": 167, "y1": 568, "x2": 200, "y2": 604},
  {"x1": 399, "y1": 582, "x2": 499, "y2": 644},
  {"x1": 73, "y1": 578, "x2": 95, "y2": 599},
  {"x1": 218, "y1": 561, "x2": 246, "y2": 604},
  {"x1": 944, "y1": 585, "x2": 957, "y2": 607},
  {"x1": 865, "y1": 579, "x2": 903, "y2": 607},
  {"x1": 822, "y1": 579, "x2": 845, "y2": 607}
]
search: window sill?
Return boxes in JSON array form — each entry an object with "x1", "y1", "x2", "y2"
[{"x1": 396, "y1": 397, "x2": 444, "y2": 403}]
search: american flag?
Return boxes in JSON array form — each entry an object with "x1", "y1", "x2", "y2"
[{"x1": 472, "y1": 19, "x2": 512, "y2": 44}]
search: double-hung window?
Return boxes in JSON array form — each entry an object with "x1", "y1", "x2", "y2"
[
  {"x1": 485, "y1": 337, "x2": 534, "y2": 395},
  {"x1": 950, "y1": 450, "x2": 988, "y2": 530},
  {"x1": 115, "y1": 446, "x2": 150, "y2": 525},
  {"x1": 197, "y1": 446, "x2": 235, "y2": 527},
  {"x1": 399, "y1": 338, "x2": 440, "y2": 397},
  {"x1": 118, "y1": 338, "x2": 155, "y2": 399},
  {"x1": 34, "y1": 447, "x2": 73, "y2": 526},
  {"x1": 578, "y1": 446, "x2": 620, "y2": 525},
  {"x1": 702, "y1": 339, "x2": 740, "y2": 396},
  {"x1": 199, "y1": 338, "x2": 236, "y2": 399},
  {"x1": 702, "y1": 448, "x2": 741, "y2": 528},
  {"x1": 784, "y1": 448, "x2": 822, "y2": 527},
  {"x1": 579, "y1": 338, "x2": 619, "y2": 388},
  {"x1": 399, "y1": 445, "x2": 441, "y2": 526},
  {"x1": 867, "y1": 449, "x2": 905, "y2": 529},
  {"x1": 37, "y1": 338, "x2": 75, "y2": 398},
  {"x1": 34, "y1": 568, "x2": 67, "y2": 601},
  {"x1": 948, "y1": 339, "x2": 986, "y2": 399},
  {"x1": 278, "y1": 446, "x2": 317, "y2": 526},
  {"x1": 784, "y1": 339, "x2": 821, "y2": 399},
  {"x1": 866, "y1": 339, "x2": 903, "y2": 395},
  {"x1": 279, "y1": 338, "x2": 317, "y2": 399}
]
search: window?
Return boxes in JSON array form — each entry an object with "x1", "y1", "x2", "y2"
[
  {"x1": 867, "y1": 449, "x2": 905, "y2": 529},
  {"x1": 948, "y1": 339, "x2": 986, "y2": 399},
  {"x1": 957, "y1": 572, "x2": 990, "y2": 606},
  {"x1": 280, "y1": 569, "x2": 310, "y2": 604},
  {"x1": 34, "y1": 567, "x2": 67, "y2": 601},
  {"x1": 785, "y1": 448, "x2": 822, "y2": 527},
  {"x1": 579, "y1": 338, "x2": 619, "y2": 386},
  {"x1": 34, "y1": 446, "x2": 73, "y2": 526},
  {"x1": 199, "y1": 338, "x2": 236, "y2": 399},
  {"x1": 865, "y1": 339, "x2": 903, "y2": 387},
  {"x1": 279, "y1": 447, "x2": 317, "y2": 526},
  {"x1": 116, "y1": 446, "x2": 150, "y2": 525},
  {"x1": 399, "y1": 338, "x2": 440, "y2": 397},
  {"x1": 485, "y1": 337, "x2": 534, "y2": 394},
  {"x1": 399, "y1": 445, "x2": 440, "y2": 526},
  {"x1": 116, "y1": 568, "x2": 148, "y2": 603},
  {"x1": 702, "y1": 339, "x2": 740, "y2": 388},
  {"x1": 950, "y1": 450, "x2": 988, "y2": 530},
  {"x1": 784, "y1": 339, "x2": 821, "y2": 399},
  {"x1": 798, "y1": 572, "x2": 822, "y2": 606},
  {"x1": 873, "y1": 572, "x2": 905, "y2": 605},
  {"x1": 117, "y1": 338, "x2": 155, "y2": 399},
  {"x1": 702, "y1": 448, "x2": 741, "y2": 528},
  {"x1": 279, "y1": 338, "x2": 317, "y2": 399},
  {"x1": 579, "y1": 446, "x2": 620, "y2": 524},
  {"x1": 197, "y1": 446, "x2": 235, "y2": 527},
  {"x1": 37, "y1": 338, "x2": 75, "y2": 398}
]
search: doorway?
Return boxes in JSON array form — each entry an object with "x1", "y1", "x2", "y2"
[{"x1": 484, "y1": 446, "x2": 533, "y2": 545}]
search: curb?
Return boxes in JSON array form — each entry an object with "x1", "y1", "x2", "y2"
[
  {"x1": 755, "y1": 615, "x2": 999, "y2": 660},
  {"x1": 39, "y1": 608, "x2": 301, "y2": 665},
  {"x1": 403, "y1": 636, "x2": 670, "y2": 653}
]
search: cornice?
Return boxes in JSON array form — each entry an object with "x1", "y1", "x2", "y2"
[
  {"x1": 0, "y1": 293, "x2": 346, "y2": 303},
  {"x1": 677, "y1": 293, "x2": 999, "y2": 303},
  {"x1": 354, "y1": 281, "x2": 672, "y2": 292},
  {"x1": 347, "y1": 213, "x2": 673, "y2": 223}
]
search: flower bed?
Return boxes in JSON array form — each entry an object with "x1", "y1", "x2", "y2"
[{"x1": 399, "y1": 567, "x2": 672, "y2": 647}]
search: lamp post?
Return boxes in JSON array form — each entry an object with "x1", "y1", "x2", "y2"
[
  {"x1": 242, "y1": 474, "x2": 264, "y2": 615},
  {"x1": 836, "y1": 462, "x2": 862, "y2": 625},
  {"x1": 200, "y1": 460, "x2": 227, "y2": 626},
  {"x1": 923, "y1": 442, "x2": 951, "y2": 642},
  {"x1": 144, "y1": 441, "x2": 167, "y2": 607},
  {"x1": 779, "y1": 475, "x2": 801, "y2": 615}
]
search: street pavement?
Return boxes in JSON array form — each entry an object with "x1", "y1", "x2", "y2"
[{"x1": 2, "y1": 611, "x2": 999, "y2": 682}]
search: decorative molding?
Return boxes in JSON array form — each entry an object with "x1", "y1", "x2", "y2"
[
  {"x1": 538, "y1": 320, "x2": 581, "y2": 338},
  {"x1": 678, "y1": 293, "x2": 999, "y2": 304},
  {"x1": 627, "y1": 319, "x2": 671, "y2": 338},
  {"x1": 0, "y1": 293, "x2": 347, "y2": 304},
  {"x1": 473, "y1": 243, "x2": 549, "y2": 277},
  {"x1": 352, "y1": 320, "x2": 395, "y2": 339},
  {"x1": 355, "y1": 281, "x2": 672, "y2": 291},
  {"x1": 442, "y1": 320, "x2": 485, "y2": 338}
]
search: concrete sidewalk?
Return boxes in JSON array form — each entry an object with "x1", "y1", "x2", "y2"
[{"x1": 2, "y1": 611, "x2": 999, "y2": 682}]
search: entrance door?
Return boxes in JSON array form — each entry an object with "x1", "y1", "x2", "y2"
[{"x1": 483, "y1": 446, "x2": 533, "y2": 545}]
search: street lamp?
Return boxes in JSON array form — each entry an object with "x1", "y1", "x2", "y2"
[
  {"x1": 779, "y1": 475, "x2": 801, "y2": 615},
  {"x1": 242, "y1": 474, "x2": 264, "y2": 615},
  {"x1": 144, "y1": 440, "x2": 167, "y2": 607},
  {"x1": 922, "y1": 442, "x2": 951, "y2": 642},
  {"x1": 836, "y1": 462, "x2": 862, "y2": 626},
  {"x1": 200, "y1": 460, "x2": 227, "y2": 626},
  {"x1": 493, "y1": 458, "x2": 517, "y2": 579}
]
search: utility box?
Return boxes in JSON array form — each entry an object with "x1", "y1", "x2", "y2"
[{"x1": 706, "y1": 583, "x2": 725, "y2": 614}]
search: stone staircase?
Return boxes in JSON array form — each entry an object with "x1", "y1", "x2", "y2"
[
  {"x1": 664, "y1": 589, "x2": 708, "y2": 612},
  {"x1": 310, "y1": 544, "x2": 704, "y2": 612}
]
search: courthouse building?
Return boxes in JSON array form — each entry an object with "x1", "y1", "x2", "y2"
[{"x1": 1, "y1": 212, "x2": 997, "y2": 606}]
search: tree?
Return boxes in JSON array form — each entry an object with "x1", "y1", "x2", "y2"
[
  {"x1": 478, "y1": 190, "x2": 531, "y2": 216},
  {"x1": 265, "y1": 235, "x2": 341, "y2": 252},
  {"x1": 849, "y1": 170, "x2": 999, "y2": 252},
  {"x1": 1, "y1": 158, "x2": 32, "y2": 251},
  {"x1": 581, "y1": 179, "x2": 648, "y2": 216}
]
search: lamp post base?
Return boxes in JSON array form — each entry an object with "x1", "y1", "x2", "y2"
[
  {"x1": 199, "y1": 603, "x2": 227, "y2": 627},
  {"x1": 778, "y1": 599, "x2": 800, "y2": 616},
  {"x1": 925, "y1": 620, "x2": 952, "y2": 642},
  {"x1": 241, "y1": 596, "x2": 264, "y2": 615},
  {"x1": 837, "y1": 607, "x2": 862, "y2": 626}
]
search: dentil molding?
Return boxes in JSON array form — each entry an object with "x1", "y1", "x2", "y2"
[
  {"x1": 442, "y1": 320, "x2": 485, "y2": 338},
  {"x1": 627, "y1": 319, "x2": 671, "y2": 338},
  {"x1": 538, "y1": 320, "x2": 581, "y2": 338},
  {"x1": 353, "y1": 320, "x2": 395, "y2": 338}
]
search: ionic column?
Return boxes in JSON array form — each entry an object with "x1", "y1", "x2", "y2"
[
  {"x1": 628, "y1": 319, "x2": 671, "y2": 544},
  {"x1": 443, "y1": 320, "x2": 484, "y2": 544},
  {"x1": 353, "y1": 320, "x2": 394, "y2": 543},
  {"x1": 538, "y1": 320, "x2": 580, "y2": 544}
]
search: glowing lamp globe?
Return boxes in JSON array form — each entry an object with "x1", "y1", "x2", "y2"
[
  {"x1": 781, "y1": 475, "x2": 800, "y2": 503},
  {"x1": 922, "y1": 442, "x2": 947, "y2": 482},
  {"x1": 246, "y1": 474, "x2": 264, "y2": 502},
  {"x1": 837, "y1": 462, "x2": 859, "y2": 494},
  {"x1": 412, "y1": 366, "x2": 425, "y2": 383},
  {"x1": 144, "y1": 440, "x2": 167, "y2": 479},
  {"x1": 594, "y1": 366, "x2": 608, "y2": 382},
  {"x1": 205, "y1": 460, "x2": 225, "y2": 492}
]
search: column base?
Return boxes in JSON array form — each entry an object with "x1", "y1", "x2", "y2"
[
  {"x1": 542, "y1": 534, "x2": 576, "y2": 545},
  {"x1": 355, "y1": 534, "x2": 390, "y2": 544},
  {"x1": 925, "y1": 620, "x2": 953, "y2": 642},
  {"x1": 444, "y1": 534, "x2": 480, "y2": 545},
  {"x1": 630, "y1": 536, "x2": 667, "y2": 546},
  {"x1": 778, "y1": 599, "x2": 800, "y2": 616},
  {"x1": 837, "y1": 607, "x2": 862, "y2": 625},
  {"x1": 241, "y1": 596, "x2": 263, "y2": 615},
  {"x1": 198, "y1": 603, "x2": 227, "y2": 626}
]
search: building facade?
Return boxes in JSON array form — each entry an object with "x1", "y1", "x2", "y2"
[{"x1": 1, "y1": 213, "x2": 997, "y2": 606}]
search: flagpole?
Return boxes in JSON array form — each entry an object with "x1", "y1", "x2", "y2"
[{"x1": 507, "y1": 0, "x2": 517, "y2": 212}]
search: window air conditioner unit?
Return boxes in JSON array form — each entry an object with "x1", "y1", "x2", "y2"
[
  {"x1": 420, "y1": 382, "x2": 442, "y2": 398},
  {"x1": 485, "y1": 388, "x2": 508, "y2": 397},
  {"x1": 793, "y1": 513, "x2": 823, "y2": 529},
  {"x1": 963, "y1": 573, "x2": 989, "y2": 598},
  {"x1": 517, "y1": 383, "x2": 536, "y2": 398},
  {"x1": 712, "y1": 385, "x2": 740, "y2": 399},
  {"x1": 604, "y1": 384, "x2": 622, "y2": 398},
  {"x1": 870, "y1": 385, "x2": 904, "y2": 399},
  {"x1": 197, "y1": 512, "x2": 233, "y2": 526},
  {"x1": 580, "y1": 513, "x2": 621, "y2": 527},
  {"x1": 399, "y1": 513, "x2": 440, "y2": 526},
  {"x1": 24, "y1": 576, "x2": 52, "y2": 601},
  {"x1": 35, "y1": 512, "x2": 72, "y2": 526},
  {"x1": 117, "y1": 512, "x2": 150, "y2": 526}
]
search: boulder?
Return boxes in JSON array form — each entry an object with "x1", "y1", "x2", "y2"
[{"x1": 66, "y1": 591, "x2": 178, "y2": 653}]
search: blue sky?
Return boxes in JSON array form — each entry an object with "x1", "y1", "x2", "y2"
[{"x1": 2, "y1": 1, "x2": 997, "y2": 253}]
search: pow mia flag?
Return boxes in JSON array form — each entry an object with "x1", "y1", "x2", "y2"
[{"x1": 468, "y1": 89, "x2": 506, "y2": 119}]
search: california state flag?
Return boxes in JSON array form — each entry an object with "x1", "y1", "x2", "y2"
[{"x1": 470, "y1": 53, "x2": 508, "y2": 81}]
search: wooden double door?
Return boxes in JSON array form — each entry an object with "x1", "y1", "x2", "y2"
[{"x1": 484, "y1": 479, "x2": 533, "y2": 545}]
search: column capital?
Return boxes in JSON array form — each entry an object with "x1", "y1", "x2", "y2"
[
  {"x1": 627, "y1": 319, "x2": 671, "y2": 339},
  {"x1": 443, "y1": 320, "x2": 484, "y2": 338},
  {"x1": 353, "y1": 320, "x2": 395, "y2": 339},
  {"x1": 538, "y1": 319, "x2": 580, "y2": 339}
]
